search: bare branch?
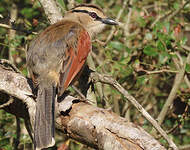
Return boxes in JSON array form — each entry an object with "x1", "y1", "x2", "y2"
[
  {"x1": 90, "y1": 72, "x2": 178, "y2": 150},
  {"x1": 124, "y1": 0, "x2": 133, "y2": 37},
  {"x1": 105, "y1": 0, "x2": 128, "y2": 45},
  {"x1": 0, "y1": 23, "x2": 38, "y2": 35},
  {"x1": 144, "y1": 69, "x2": 178, "y2": 74},
  {"x1": 38, "y1": 0, "x2": 63, "y2": 24},
  {"x1": 58, "y1": 96, "x2": 166, "y2": 150},
  {"x1": 0, "y1": 96, "x2": 14, "y2": 108},
  {"x1": 13, "y1": 117, "x2": 21, "y2": 150},
  {"x1": 17, "y1": 1, "x2": 178, "y2": 149},
  {"x1": 156, "y1": 52, "x2": 190, "y2": 125},
  {"x1": 167, "y1": 1, "x2": 190, "y2": 21},
  {"x1": 0, "y1": 60, "x2": 36, "y2": 126},
  {"x1": 0, "y1": 61, "x2": 166, "y2": 150},
  {"x1": 151, "y1": 1, "x2": 190, "y2": 29},
  {"x1": 179, "y1": 144, "x2": 190, "y2": 150},
  {"x1": 8, "y1": 3, "x2": 17, "y2": 63}
]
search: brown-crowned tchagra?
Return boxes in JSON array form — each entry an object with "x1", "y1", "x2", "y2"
[{"x1": 26, "y1": 4, "x2": 118, "y2": 150}]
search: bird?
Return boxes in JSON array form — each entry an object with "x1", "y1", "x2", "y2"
[{"x1": 26, "y1": 4, "x2": 118, "y2": 150}]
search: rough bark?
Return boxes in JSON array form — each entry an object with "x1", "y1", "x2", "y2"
[
  {"x1": 0, "y1": 60, "x2": 166, "y2": 150},
  {"x1": 39, "y1": 0, "x2": 63, "y2": 24}
]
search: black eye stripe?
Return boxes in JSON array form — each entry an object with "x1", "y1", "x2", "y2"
[
  {"x1": 72, "y1": 10, "x2": 89, "y2": 14},
  {"x1": 71, "y1": 10, "x2": 101, "y2": 20}
]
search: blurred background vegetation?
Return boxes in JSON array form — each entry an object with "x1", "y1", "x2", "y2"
[{"x1": 0, "y1": 0, "x2": 190, "y2": 149}]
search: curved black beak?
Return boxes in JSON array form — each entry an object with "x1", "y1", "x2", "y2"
[{"x1": 101, "y1": 18, "x2": 118, "y2": 25}]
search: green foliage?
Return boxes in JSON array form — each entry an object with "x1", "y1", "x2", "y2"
[
  {"x1": 109, "y1": 41, "x2": 125, "y2": 51},
  {"x1": 143, "y1": 45, "x2": 158, "y2": 56},
  {"x1": 20, "y1": 8, "x2": 40, "y2": 19}
]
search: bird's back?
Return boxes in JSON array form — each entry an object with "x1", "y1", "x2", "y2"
[
  {"x1": 27, "y1": 20, "x2": 91, "y2": 92},
  {"x1": 26, "y1": 19, "x2": 91, "y2": 149}
]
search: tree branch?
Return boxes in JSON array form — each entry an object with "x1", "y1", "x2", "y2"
[
  {"x1": 58, "y1": 96, "x2": 166, "y2": 150},
  {"x1": 33, "y1": 0, "x2": 177, "y2": 149},
  {"x1": 156, "y1": 53, "x2": 190, "y2": 125},
  {"x1": 38, "y1": 0, "x2": 63, "y2": 23},
  {"x1": 90, "y1": 72, "x2": 178, "y2": 150},
  {"x1": 0, "y1": 60, "x2": 166, "y2": 150}
]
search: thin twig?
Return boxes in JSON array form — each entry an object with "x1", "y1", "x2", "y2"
[
  {"x1": 0, "y1": 59, "x2": 21, "y2": 73},
  {"x1": 105, "y1": 0, "x2": 128, "y2": 45},
  {"x1": 0, "y1": 62, "x2": 166, "y2": 150},
  {"x1": 144, "y1": 69, "x2": 178, "y2": 74},
  {"x1": 179, "y1": 144, "x2": 190, "y2": 150},
  {"x1": 91, "y1": 51, "x2": 103, "y2": 66},
  {"x1": 71, "y1": 85, "x2": 86, "y2": 99},
  {"x1": 71, "y1": 85, "x2": 96, "y2": 105},
  {"x1": 167, "y1": 1, "x2": 190, "y2": 21},
  {"x1": 122, "y1": 0, "x2": 133, "y2": 119},
  {"x1": 86, "y1": 54, "x2": 98, "y2": 105},
  {"x1": 8, "y1": 3, "x2": 17, "y2": 63},
  {"x1": 0, "y1": 23, "x2": 38, "y2": 35},
  {"x1": 0, "y1": 42, "x2": 25, "y2": 52},
  {"x1": 156, "y1": 124, "x2": 178, "y2": 139},
  {"x1": 151, "y1": 1, "x2": 190, "y2": 29},
  {"x1": 0, "y1": 97, "x2": 14, "y2": 109},
  {"x1": 184, "y1": 76, "x2": 190, "y2": 89},
  {"x1": 90, "y1": 72, "x2": 178, "y2": 150},
  {"x1": 67, "y1": 0, "x2": 75, "y2": 9},
  {"x1": 156, "y1": 52, "x2": 190, "y2": 125},
  {"x1": 182, "y1": 45, "x2": 190, "y2": 52},
  {"x1": 142, "y1": 3, "x2": 168, "y2": 10},
  {"x1": 14, "y1": 117, "x2": 21, "y2": 150},
  {"x1": 150, "y1": 10, "x2": 171, "y2": 29},
  {"x1": 124, "y1": 0, "x2": 133, "y2": 37},
  {"x1": 0, "y1": 23, "x2": 12, "y2": 29}
]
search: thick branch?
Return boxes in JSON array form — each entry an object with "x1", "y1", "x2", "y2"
[
  {"x1": 38, "y1": 0, "x2": 63, "y2": 23},
  {"x1": 58, "y1": 96, "x2": 166, "y2": 150},
  {"x1": 90, "y1": 72, "x2": 178, "y2": 150},
  {"x1": 0, "y1": 61, "x2": 165, "y2": 150}
]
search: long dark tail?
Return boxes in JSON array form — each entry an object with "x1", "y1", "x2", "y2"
[{"x1": 34, "y1": 82, "x2": 56, "y2": 150}]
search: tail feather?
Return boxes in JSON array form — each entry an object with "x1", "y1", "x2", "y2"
[{"x1": 34, "y1": 83, "x2": 56, "y2": 149}]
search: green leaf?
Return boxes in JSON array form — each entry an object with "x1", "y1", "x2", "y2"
[
  {"x1": 137, "y1": 17, "x2": 146, "y2": 27},
  {"x1": 159, "y1": 52, "x2": 169, "y2": 64},
  {"x1": 173, "y1": 2, "x2": 180, "y2": 9},
  {"x1": 137, "y1": 76, "x2": 147, "y2": 86},
  {"x1": 164, "y1": 22, "x2": 170, "y2": 33},
  {"x1": 183, "y1": 135, "x2": 190, "y2": 144},
  {"x1": 143, "y1": 45, "x2": 158, "y2": 56},
  {"x1": 125, "y1": 47, "x2": 132, "y2": 53},
  {"x1": 56, "y1": 0, "x2": 65, "y2": 7},
  {"x1": 185, "y1": 64, "x2": 190, "y2": 73},
  {"x1": 22, "y1": 68, "x2": 28, "y2": 76},
  {"x1": 157, "y1": 40, "x2": 165, "y2": 51},
  {"x1": 109, "y1": 41, "x2": 125, "y2": 51},
  {"x1": 119, "y1": 56, "x2": 131, "y2": 65},
  {"x1": 0, "y1": 7, "x2": 5, "y2": 13},
  {"x1": 154, "y1": 21, "x2": 162, "y2": 32},
  {"x1": 20, "y1": 8, "x2": 39, "y2": 19},
  {"x1": 165, "y1": 39, "x2": 172, "y2": 49},
  {"x1": 75, "y1": 0, "x2": 83, "y2": 2},
  {"x1": 181, "y1": 36, "x2": 188, "y2": 45},
  {"x1": 124, "y1": 66, "x2": 133, "y2": 76},
  {"x1": 165, "y1": 119, "x2": 172, "y2": 127}
]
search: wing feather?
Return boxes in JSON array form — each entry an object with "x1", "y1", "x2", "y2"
[
  {"x1": 27, "y1": 20, "x2": 91, "y2": 96},
  {"x1": 58, "y1": 26, "x2": 91, "y2": 96}
]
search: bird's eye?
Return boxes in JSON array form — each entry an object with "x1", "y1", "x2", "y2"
[{"x1": 89, "y1": 12, "x2": 98, "y2": 19}]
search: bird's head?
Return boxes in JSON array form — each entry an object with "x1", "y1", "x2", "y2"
[{"x1": 64, "y1": 4, "x2": 118, "y2": 38}]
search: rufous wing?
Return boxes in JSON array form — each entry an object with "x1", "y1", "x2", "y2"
[{"x1": 58, "y1": 28, "x2": 91, "y2": 96}]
